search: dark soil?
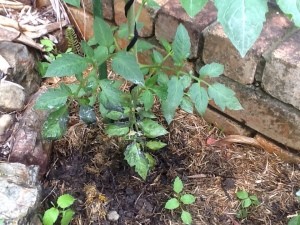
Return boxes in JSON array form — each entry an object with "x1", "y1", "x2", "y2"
[{"x1": 41, "y1": 112, "x2": 300, "y2": 225}]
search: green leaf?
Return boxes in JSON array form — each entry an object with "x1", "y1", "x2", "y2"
[
  {"x1": 236, "y1": 190, "x2": 249, "y2": 200},
  {"x1": 152, "y1": 50, "x2": 164, "y2": 64},
  {"x1": 136, "y1": 40, "x2": 154, "y2": 52},
  {"x1": 180, "y1": 96, "x2": 194, "y2": 114},
  {"x1": 179, "y1": 0, "x2": 208, "y2": 18},
  {"x1": 164, "y1": 198, "x2": 180, "y2": 210},
  {"x1": 99, "y1": 79, "x2": 126, "y2": 109},
  {"x1": 146, "y1": 141, "x2": 167, "y2": 150},
  {"x1": 79, "y1": 105, "x2": 97, "y2": 124},
  {"x1": 180, "y1": 194, "x2": 196, "y2": 205},
  {"x1": 214, "y1": 0, "x2": 268, "y2": 57},
  {"x1": 146, "y1": 0, "x2": 160, "y2": 10},
  {"x1": 124, "y1": 142, "x2": 149, "y2": 180},
  {"x1": 172, "y1": 24, "x2": 191, "y2": 63},
  {"x1": 35, "y1": 88, "x2": 69, "y2": 110},
  {"x1": 160, "y1": 39, "x2": 172, "y2": 53},
  {"x1": 105, "y1": 124, "x2": 129, "y2": 137},
  {"x1": 106, "y1": 111, "x2": 124, "y2": 120},
  {"x1": 157, "y1": 72, "x2": 169, "y2": 86},
  {"x1": 139, "y1": 119, "x2": 168, "y2": 138},
  {"x1": 242, "y1": 198, "x2": 252, "y2": 208},
  {"x1": 40, "y1": 39, "x2": 54, "y2": 52},
  {"x1": 37, "y1": 62, "x2": 49, "y2": 77},
  {"x1": 112, "y1": 52, "x2": 144, "y2": 85},
  {"x1": 162, "y1": 77, "x2": 184, "y2": 124},
  {"x1": 180, "y1": 74, "x2": 192, "y2": 89},
  {"x1": 144, "y1": 153, "x2": 156, "y2": 169},
  {"x1": 45, "y1": 53, "x2": 88, "y2": 77},
  {"x1": 277, "y1": 0, "x2": 300, "y2": 27},
  {"x1": 237, "y1": 208, "x2": 248, "y2": 219},
  {"x1": 61, "y1": 209, "x2": 75, "y2": 225},
  {"x1": 94, "y1": 46, "x2": 109, "y2": 66},
  {"x1": 208, "y1": 83, "x2": 243, "y2": 111},
  {"x1": 57, "y1": 194, "x2": 76, "y2": 209},
  {"x1": 42, "y1": 207, "x2": 59, "y2": 225},
  {"x1": 249, "y1": 195, "x2": 258, "y2": 202},
  {"x1": 42, "y1": 106, "x2": 68, "y2": 140},
  {"x1": 63, "y1": 0, "x2": 80, "y2": 7},
  {"x1": 173, "y1": 176, "x2": 183, "y2": 194},
  {"x1": 81, "y1": 41, "x2": 94, "y2": 58},
  {"x1": 188, "y1": 84, "x2": 208, "y2": 115},
  {"x1": 93, "y1": 17, "x2": 114, "y2": 47},
  {"x1": 145, "y1": 74, "x2": 158, "y2": 87},
  {"x1": 199, "y1": 63, "x2": 224, "y2": 78},
  {"x1": 288, "y1": 215, "x2": 300, "y2": 225},
  {"x1": 181, "y1": 210, "x2": 192, "y2": 225},
  {"x1": 140, "y1": 90, "x2": 154, "y2": 111}
]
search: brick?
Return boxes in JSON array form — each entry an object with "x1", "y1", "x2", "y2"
[
  {"x1": 207, "y1": 76, "x2": 300, "y2": 151},
  {"x1": 203, "y1": 107, "x2": 254, "y2": 136},
  {"x1": 82, "y1": 0, "x2": 114, "y2": 20},
  {"x1": 202, "y1": 9, "x2": 292, "y2": 84},
  {"x1": 155, "y1": 0, "x2": 217, "y2": 58},
  {"x1": 114, "y1": 0, "x2": 167, "y2": 37},
  {"x1": 262, "y1": 30, "x2": 300, "y2": 110}
]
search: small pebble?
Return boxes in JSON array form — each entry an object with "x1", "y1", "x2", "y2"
[{"x1": 107, "y1": 210, "x2": 120, "y2": 221}]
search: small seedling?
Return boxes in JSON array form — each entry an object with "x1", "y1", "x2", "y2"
[
  {"x1": 287, "y1": 189, "x2": 300, "y2": 225},
  {"x1": 164, "y1": 176, "x2": 196, "y2": 225},
  {"x1": 236, "y1": 190, "x2": 260, "y2": 219},
  {"x1": 42, "y1": 194, "x2": 76, "y2": 225}
]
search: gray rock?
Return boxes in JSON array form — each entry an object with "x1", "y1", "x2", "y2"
[
  {"x1": 0, "y1": 42, "x2": 41, "y2": 97},
  {"x1": 107, "y1": 210, "x2": 120, "y2": 221},
  {"x1": 0, "y1": 162, "x2": 41, "y2": 225},
  {"x1": 0, "y1": 114, "x2": 13, "y2": 136},
  {"x1": 0, "y1": 81, "x2": 25, "y2": 112}
]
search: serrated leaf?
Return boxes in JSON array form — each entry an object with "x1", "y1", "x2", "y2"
[
  {"x1": 93, "y1": 17, "x2": 114, "y2": 47},
  {"x1": 180, "y1": 194, "x2": 196, "y2": 204},
  {"x1": 288, "y1": 215, "x2": 300, "y2": 225},
  {"x1": 112, "y1": 52, "x2": 144, "y2": 85},
  {"x1": 42, "y1": 106, "x2": 68, "y2": 139},
  {"x1": 173, "y1": 177, "x2": 183, "y2": 194},
  {"x1": 105, "y1": 124, "x2": 129, "y2": 137},
  {"x1": 199, "y1": 63, "x2": 224, "y2": 78},
  {"x1": 157, "y1": 72, "x2": 169, "y2": 86},
  {"x1": 180, "y1": 96, "x2": 194, "y2": 113},
  {"x1": 42, "y1": 207, "x2": 59, "y2": 225},
  {"x1": 63, "y1": 0, "x2": 80, "y2": 7},
  {"x1": 124, "y1": 143, "x2": 149, "y2": 180},
  {"x1": 236, "y1": 190, "x2": 249, "y2": 200},
  {"x1": 106, "y1": 111, "x2": 124, "y2": 120},
  {"x1": 162, "y1": 77, "x2": 184, "y2": 124},
  {"x1": 45, "y1": 54, "x2": 88, "y2": 77},
  {"x1": 181, "y1": 210, "x2": 192, "y2": 225},
  {"x1": 145, "y1": 74, "x2": 158, "y2": 87},
  {"x1": 94, "y1": 46, "x2": 109, "y2": 66},
  {"x1": 146, "y1": 141, "x2": 167, "y2": 150},
  {"x1": 214, "y1": 0, "x2": 268, "y2": 57},
  {"x1": 172, "y1": 24, "x2": 191, "y2": 63},
  {"x1": 277, "y1": 0, "x2": 300, "y2": 27},
  {"x1": 179, "y1": 0, "x2": 208, "y2": 18},
  {"x1": 152, "y1": 50, "x2": 164, "y2": 64},
  {"x1": 140, "y1": 90, "x2": 154, "y2": 111},
  {"x1": 188, "y1": 84, "x2": 208, "y2": 115},
  {"x1": 35, "y1": 88, "x2": 69, "y2": 110},
  {"x1": 139, "y1": 119, "x2": 168, "y2": 138},
  {"x1": 208, "y1": 83, "x2": 243, "y2": 111},
  {"x1": 165, "y1": 198, "x2": 180, "y2": 210},
  {"x1": 242, "y1": 198, "x2": 252, "y2": 208},
  {"x1": 57, "y1": 194, "x2": 76, "y2": 209},
  {"x1": 61, "y1": 209, "x2": 75, "y2": 225},
  {"x1": 136, "y1": 40, "x2": 154, "y2": 52},
  {"x1": 79, "y1": 105, "x2": 97, "y2": 124}
]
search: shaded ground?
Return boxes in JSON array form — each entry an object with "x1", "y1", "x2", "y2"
[{"x1": 41, "y1": 109, "x2": 300, "y2": 225}]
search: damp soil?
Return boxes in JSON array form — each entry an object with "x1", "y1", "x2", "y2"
[{"x1": 41, "y1": 111, "x2": 300, "y2": 225}]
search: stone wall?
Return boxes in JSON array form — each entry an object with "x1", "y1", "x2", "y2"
[{"x1": 100, "y1": 0, "x2": 300, "y2": 151}]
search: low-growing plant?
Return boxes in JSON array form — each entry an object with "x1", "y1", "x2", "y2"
[
  {"x1": 236, "y1": 190, "x2": 260, "y2": 219},
  {"x1": 164, "y1": 176, "x2": 195, "y2": 225},
  {"x1": 287, "y1": 189, "x2": 300, "y2": 225},
  {"x1": 35, "y1": 0, "x2": 242, "y2": 180},
  {"x1": 42, "y1": 194, "x2": 76, "y2": 225}
]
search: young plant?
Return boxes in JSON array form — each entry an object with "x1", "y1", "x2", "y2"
[
  {"x1": 236, "y1": 190, "x2": 260, "y2": 219},
  {"x1": 287, "y1": 189, "x2": 300, "y2": 225},
  {"x1": 164, "y1": 176, "x2": 196, "y2": 225},
  {"x1": 42, "y1": 194, "x2": 76, "y2": 225},
  {"x1": 35, "y1": 0, "x2": 242, "y2": 180}
]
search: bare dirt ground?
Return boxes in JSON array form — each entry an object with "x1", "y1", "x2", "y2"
[{"x1": 41, "y1": 107, "x2": 300, "y2": 225}]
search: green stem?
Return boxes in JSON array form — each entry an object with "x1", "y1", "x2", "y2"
[{"x1": 190, "y1": 74, "x2": 211, "y2": 87}]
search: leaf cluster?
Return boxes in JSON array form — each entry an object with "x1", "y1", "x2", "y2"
[
  {"x1": 42, "y1": 194, "x2": 76, "y2": 225},
  {"x1": 164, "y1": 177, "x2": 196, "y2": 225},
  {"x1": 236, "y1": 190, "x2": 260, "y2": 219}
]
